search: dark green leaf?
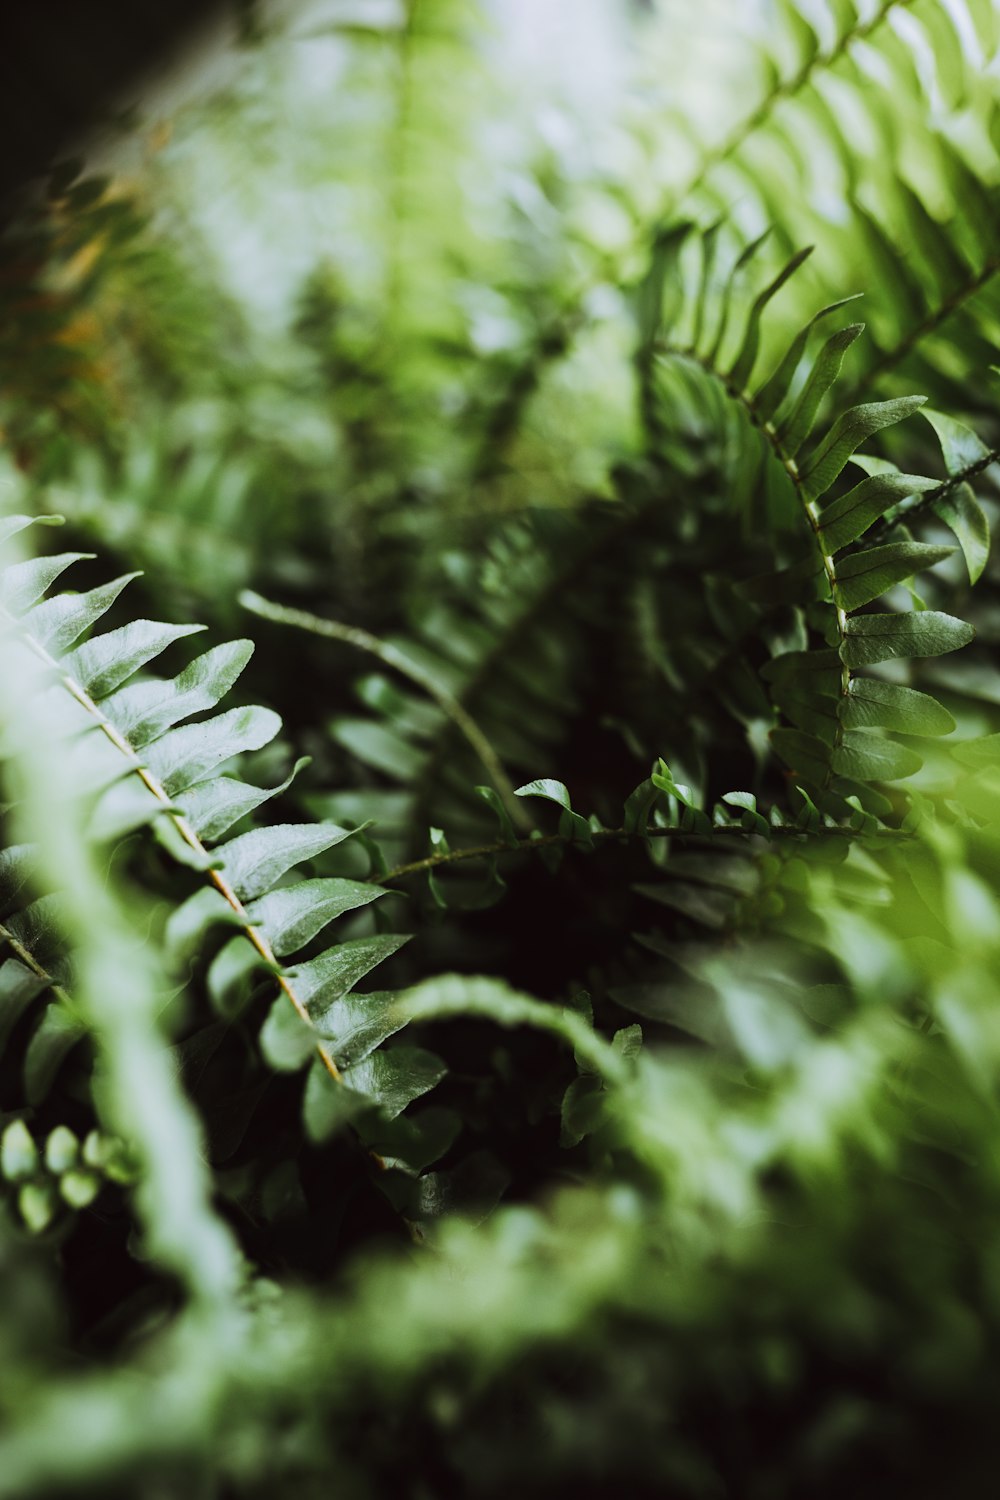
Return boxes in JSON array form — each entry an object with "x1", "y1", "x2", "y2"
[
  {"x1": 933, "y1": 483, "x2": 990, "y2": 585},
  {"x1": 922, "y1": 407, "x2": 992, "y2": 474},
  {"x1": 247, "y1": 879, "x2": 386, "y2": 958},
  {"x1": 24, "y1": 1006, "x2": 87, "y2": 1104},
  {"x1": 801, "y1": 397, "x2": 927, "y2": 501},
  {"x1": 778, "y1": 322, "x2": 864, "y2": 456},
  {"x1": 728, "y1": 245, "x2": 813, "y2": 392},
  {"x1": 817, "y1": 473, "x2": 937, "y2": 553},
  {"x1": 840, "y1": 611, "x2": 974, "y2": 667},
  {"x1": 260, "y1": 998, "x2": 315, "y2": 1073},
  {"x1": 753, "y1": 294, "x2": 863, "y2": 422},
  {"x1": 830, "y1": 731, "x2": 922, "y2": 782},
  {"x1": 833, "y1": 542, "x2": 954, "y2": 612},
  {"x1": 297, "y1": 934, "x2": 410, "y2": 1013},
  {"x1": 313, "y1": 989, "x2": 407, "y2": 1068},
  {"x1": 215, "y1": 821, "x2": 354, "y2": 901},
  {"x1": 842, "y1": 678, "x2": 955, "y2": 736},
  {"x1": 770, "y1": 727, "x2": 830, "y2": 783}
]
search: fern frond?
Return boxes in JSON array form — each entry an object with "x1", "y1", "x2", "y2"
[
  {"x1": 0, "y1": 520, "x2": 444, "y2": 1159},
  {"x1": 652, "y1": 233, "x2": 980, "y2": 816}
]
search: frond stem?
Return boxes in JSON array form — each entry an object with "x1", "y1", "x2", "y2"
[
  {"x1": 240, "y1": 590, "x2": 532, "y2": 833},
  {"x1": 867, "y1": 445, "x2": 1000, "y2": 544},
  {"x1": 377, "y1": 821, "x2": 908, "y2": 885}
]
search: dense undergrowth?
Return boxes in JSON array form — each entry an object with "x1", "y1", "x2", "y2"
[{"x1": 4, "y1": 0, "x2": 1000, "y2": 1494}]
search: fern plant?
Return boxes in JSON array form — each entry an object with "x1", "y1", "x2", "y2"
[{"x1": 6, "y1": 1, "x2": 1000, "y2": 1496}]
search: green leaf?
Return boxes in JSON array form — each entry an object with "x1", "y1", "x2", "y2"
[
  {"x1": 247, "y1": 878, "x2": 386, "y2": 958},
  {"x1": 760, "y1": 648, "x2": 842, "y2": 692},
  {"x1": 59, "y1": 1170, "x2": 100, "y2": 1209},
  {"x1": 951, "y1": 735, "x2": 1000, "y2": 769},
  {"x1": 922, "y1": 407, "x2": 992, "y2": 474},
  {"x1": 0, "y1": 844, "x2": 35, "y2": 915},
  {"x1": 0, "y1": 960, "x2": 47, "y2": 1054},
  {"x1": 514, "y1": 778, "x2": 572, "y2": 810},
  {"x1": 706, "y1": 227, "x2": 771, "y2": 366},
  {"x1": 164, "y1": 887, "x2": 245, "y2": 966},
  {"x1": 65, "y1": 620, "x2": 205, "y2": 699},
  {"x1": 143, "y1": 705, "x2": 281, "y2": 796},
  {"x1": 177, "y1": 759, "x2": 308, "y2": 844},
  {"x1": 842, "y1": 679, "x2": 955, "y2": 736},
  {"x1": 623, "y1": 774, "x2": 660, "y2": 838},
  {"x1": 330, "y1": 718, "x2": 425, "y2": 780},
  {"x1": 474, "y1": 785, "x2": 519, "y2": 846},
  {"x1": 18, "y1": 1181, "x2": 56, "y2": 1233},
  {"x1": 636, "y1": 220, "x2": 692, "y2": 350},
  {"x1": 342, "y1": 1045, "x2": 445, "y2": 1123},
  {"x1": 728, "y1": 245, "x2": 813, "y2": 392},
  {"x1": 690, "y1": 220, "x2": 723, "y2": 353},
  {"x1": 260, "y1": 997, "x2": 315, "y2": 1072},
  {"x1": 86, "y1": 777, "x2": 165, "y2": 843},
  {"x1": 23, "y1": 573, "x2": 141, "y2": 655},
  {"x1": 769, "y1": 683, "x2": 839, "y2": 742},
  {"x1": 801, "y1": 397, "x2": 927, "y2": 501},
  {"x1": 770, "y1": 728, "x2": 830, "y2": 784},
  {"x1": 297, "y1": 933, "x2": 410, "y2": 1013},
  {"x1": 830, "y1": 731, "x2": 922, "y2": 782},
  {"x1": 839, "y1": 611, "x2": 974, "y2": 667},
  {"x1": 312, "y1": 989, "x2": 407, "y2": 1068},
  {"x1": 933, "y1": 484, "x2": 990, "y2": 585},
  {"x1": 24, "y1": 1006, "x2": 87, "y2": 1104},
  {"x1": 753, "y1": 294, "x2": 863, "y2": 423},
  {"x1": 721, "y1": 791, "x2": 770, "y2": 836},
  {"x1": 100, "y1": 640, "x2": 254, "y2": 747},
  {"x1": 302, "y1": 1046, "x2": 446, "y2": 1142},
  {"x1": 366, "y1": 1106, "x2": 462, "y2": 1174},
  {"x1": 634, "y1": 881, "x2": 735, "y2": 929},
  {"x1": 515, "y1": 779, "x2": 592, "y2": 844},
  {"x1": 207, "y1": 936, "x2": 273, "y2": 1019},
  {"x1": 215, "y1": 822, "x2": 355, "y2": 901},
  {"x1": 833, "y1": 542, "x2": 954, "y2": 612},
  {"x1": 817, "y1": 473, "x2": 938, "y2": 553},
  {"x1": 0, "y1": 514, "x2": 63, "y2": 549},
  {"x1": 778, "y1": 322, "x2": 864, "y2": 456},
  {"x1": 1, "y1": 553, "x2": 92, "y2": 614}
]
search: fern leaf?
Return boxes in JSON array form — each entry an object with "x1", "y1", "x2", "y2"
[
  {"x1": 839, "y1": 609, "x2": 974, "y2": 667},
  {"x1": 777, "y1": 322, "x2": 865, "y2": 455},
  {"x1": 832, "y1": 540, "x2": 954, "y2": 612},
  {"x1": 0, "y1": 520, "x2": 438, "y2": 1148},
  {"x1": 799, "y1": 395, "x2": 927, "y2": 500},
  {"x1": 816, "y1": 472, "x2": 938, "y2": 551}
]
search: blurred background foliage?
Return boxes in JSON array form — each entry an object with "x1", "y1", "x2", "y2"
[{"x1": 4, "y1": 0, "x2": 1000, "y2": 1494}]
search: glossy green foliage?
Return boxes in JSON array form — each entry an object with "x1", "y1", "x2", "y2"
[{"x1": 3, "y1": 1, "x2": 1000, "y2": 1497}]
